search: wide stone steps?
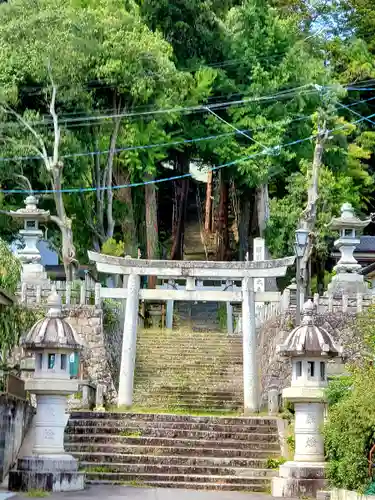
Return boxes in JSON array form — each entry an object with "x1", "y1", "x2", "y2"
[
  {"x1": 69, "y1": 412, "x2": 272, "y2": 424},
  {"x1": 67, "y1": 419, "x2": 274, "y2": 433},
  {"x1": 81, "y1": 472, "x2": 272, "y2": 486},
  {"x1": 134, "y1": 328, "x2": 243, "y2": 411},
  {"x1": 66, "y1": 426, "x2": 278, "y2": 442},
  {"x1": 68, "y1": 446, "x2": 279, "y2": 459},
  {"x1": 76, "y1": 455, "x2": 269, "y2": 467},
  {"x1": 79, "y1": 462, "x2": 276, "y2": 477},
  {"x1": 66, "y1": 435, "x2": 279, "y2": 450},
  {"x1": 65, "y1": 412, "x2": 280, "y2": 491}
]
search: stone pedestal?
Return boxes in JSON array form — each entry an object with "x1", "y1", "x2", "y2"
[
  {"x1": 327, "y1": 272, "x2": 368, "y2": 298},
  {"x1": 9, "y1": 456, "x2": 84, "y2": 493},
  {"x1": 272, "y1": 462, "x2": 326, "y2": 498}
]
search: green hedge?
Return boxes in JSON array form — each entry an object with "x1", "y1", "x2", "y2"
[{"x1": 324, "y1": 366, "x2": 375, "y2": 492}]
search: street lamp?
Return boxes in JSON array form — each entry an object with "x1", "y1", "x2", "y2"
[{"x1": 294, "y1": 226, "x2": 309, "y2": 325}]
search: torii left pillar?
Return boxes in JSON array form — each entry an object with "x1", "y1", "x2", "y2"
[{"x1": 118, "y1": 272, "x2": 140, "y2": 407}]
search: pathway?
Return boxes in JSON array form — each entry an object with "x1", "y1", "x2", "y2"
[{"x1": 2, "y1": 485, "x2": 295, "y2": 500}]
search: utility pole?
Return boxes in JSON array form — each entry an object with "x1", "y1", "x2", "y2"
[{"x1": 299, "y1": 114, "x2": 329, "y2": 298}]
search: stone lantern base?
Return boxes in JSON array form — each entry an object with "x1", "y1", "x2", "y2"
[
  {"x1": 272, "y1": 461, "x2": 326, "y2": 497},
  {"x1": 8, "y1": 456, "x2": 85, "y2": 493}
]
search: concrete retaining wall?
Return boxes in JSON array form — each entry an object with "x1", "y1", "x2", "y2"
[{"x1": 0, "y1": 394, "x2": 34, "y2": 481}]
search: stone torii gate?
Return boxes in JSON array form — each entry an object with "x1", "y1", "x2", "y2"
[{"x1": 88, "y1": 251, "x2": 295, "y2": 412}]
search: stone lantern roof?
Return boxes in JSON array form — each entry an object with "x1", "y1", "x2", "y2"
[
  {"x1": 328, "y1": 202, "x2": 371, "y2": 231},
  {"x1": 10, "y1": 194, "x2": 50, "y2": 221},
  {"x1": 277, "y1": 300, "x2": 342, "y2": 358},
  {"x1": 21, "y1": 291, "x2": 83, "y2": 350}
]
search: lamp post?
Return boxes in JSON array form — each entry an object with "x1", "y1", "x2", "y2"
[{"x1": 294, "y1": 227, "x2": 309, "y2": 325}]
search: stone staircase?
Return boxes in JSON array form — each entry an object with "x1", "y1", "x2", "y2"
[
  {"x1": 174, "y1": 301, "x2": 221, "y2": 331},
  {"x1": 132, "y1": 328, "x2": 243, "y2": 412},
  {"x1": 65, "y1": 412, "x2": 281, "y2": 491}
]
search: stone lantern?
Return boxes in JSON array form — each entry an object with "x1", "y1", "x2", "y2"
[
  {"x1": 272, "y1": 300, "x2": 342, "y2": 498},
  {"x1": 9, "y1": 292, "x2": 85, "y2": 493},
  {"x1": 10, "y1": 194, "x2": 50, "y2": 284},
  {"x1": 327, "y1": 202, "x2": 371, "y2": 296}
]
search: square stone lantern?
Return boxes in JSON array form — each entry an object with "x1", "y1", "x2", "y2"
[
  {"x1": 327, "y1": 202, "x2": 371, "y2": 297},
  {"x1": 10, "y1": 194, "x2": 50, "y2": 285},
  {"x1": 8, "y1": 291, "x2": 85, "y2": 493},
  {"x1": 272, "y1": 300, "x2": 342, "y2": 498}
]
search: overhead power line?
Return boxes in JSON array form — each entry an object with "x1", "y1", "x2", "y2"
[
  {"x1": 0, "y1": 83, "x2": 317, "y2": 132},
  {"x1": 1, "y1": 110, "x2": 374, "y2": 195},
  {"x1": 1, "y1": 93, "x2": 374, "y2": 164}
]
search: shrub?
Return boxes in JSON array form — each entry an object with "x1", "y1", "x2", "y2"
[
  {"x1": 324, "y1": 364, "x2": 375, "y2": 492},
  {"x1": 325, "y1": 374, "x2": 352, "y2": 407}
]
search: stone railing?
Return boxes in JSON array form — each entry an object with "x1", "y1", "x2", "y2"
[
  {"x1": 19, "y1": 281, "x2": 100, "y2": 307},
  {"x1": 281, "y1": 287, "x2": 375, "y2": 314}
]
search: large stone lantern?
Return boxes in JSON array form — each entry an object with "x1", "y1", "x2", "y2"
[
  {"x1": 10, "y1": 194, "x2": 50, "y2": 284},
  {"x1": 327, "y1": 202, "x2": 371, "y2": 296},
  {"x1": 9, "y1": 292, "x2": 85, "y2": 492},
  {"x1": 272, "y1": 300, "x2": 342, "y2": 498}
]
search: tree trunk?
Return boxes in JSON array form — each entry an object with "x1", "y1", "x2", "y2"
[
  {"x1": 238, "y1": 194, "x2": 251, "y2": 261},
  {"x1": 51, "y1": 166, "x2": 77, "y2": 281},
  {"x1": 216, "y1": 172, "x2": 230, "y2": 261},
  {"x1": 170, "y1": 153, "x2": 189, "y2": 260},
  {"x1": 114, "y1": 170, "x2": 137, "y2": 256},
  {"x1": 205, "y1": 170, "x2": 213, "y2": 233},
  {"x1": 145, "y1": 177, "x2": 159, "y2": 289},
  {"x1": 256, "y1": 184, "x2": 270, "y2": 238}
]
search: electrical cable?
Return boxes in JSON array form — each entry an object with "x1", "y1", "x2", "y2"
[
  {"x1": 0, "y1": 112, "x2": 315, "y2": 163},
  {"x1": 1, "y1": 111, "x2": 374, "y2": 195},
  {"x1": 1, "y1": 93, "x2": 375, "y2": 163}
]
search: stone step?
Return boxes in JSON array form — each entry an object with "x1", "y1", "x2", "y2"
[
  {"x1": 67, "y1": 420, "x2": 275, "y2": 433},
  {"x1": 72, "y1": 454, "x2": 269, "y2": 468},
  {"x1": 67, "y1": 446, "x2": 280, "y2": 459},
  {"x1": 84, "y1": 479, "x2": 267, "y2": 491},
  {"x1": 79, "y1": 462, "x2": 277, "y2": 477},
  {"x1": 69, "y1": 413, "x2": 277, "y2": 426},
  {"x1": 130, "y1": 395, "x2": 243, "y2": 405},
  {"x1": 129, "y1": 390, "x2": 242, "y2": 398},
  {"x1": 65, "y1": 436, "x2": 279, "y2": 451},
  {"x1": 80, "y1": 472, "x2": 271, "y2": 485},
  {"x1": 65, "y1": 427, "x2": 278, "y2": 442}
]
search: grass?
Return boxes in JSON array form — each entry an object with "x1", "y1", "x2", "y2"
[
  {"x1": 119, "y1": 429, "x2": 142, "y2": 437},
  {"x1": 265, "y1": 456, "x2": 287, "y2": 469},
  {"x1": 24, "y1": 489, "x2": 50, "y2": 497}
]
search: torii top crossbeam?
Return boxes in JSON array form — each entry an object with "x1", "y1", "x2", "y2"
[{"x1": 88, "y1": 251, "x2": 295, "y2": 279}]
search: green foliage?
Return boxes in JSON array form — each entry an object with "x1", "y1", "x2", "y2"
[
  {"x1": 0, "y1": 305, "x2": 43, "y2": 369},
  {"x1": 0, "y1": 238, "x2": 21, "y2": 294},
  {"x1": 266, "y1": 456, "x2": 287, "y2": 469},
  {"x1": 217, "y1": 304, "x2": 227, "y2": 330},
  {"x1": 325, "y1": 375, "x2": 353, "y2": 407},
  {"x1": 324, "y1": 365, "x2": 375, "y2": 492},
  {"x1": 356, "y1": 305, "x2": 375, "y2": 356},
  {"x1": 101, "y1": 238, "x2": 125, "y2": 257},
  {"x1": 323, "y1": 306, "x2": 375, "y2": 491}
]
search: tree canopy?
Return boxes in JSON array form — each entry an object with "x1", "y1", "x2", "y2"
[{"x1": 0, "y1": 0, "x2": 374, "y2": 290}]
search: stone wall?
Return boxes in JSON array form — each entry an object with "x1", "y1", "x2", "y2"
[
  {"x1": 258, "y1": 308, "x2": 368, "y2": 405},
  {"x1": 67, "y1": 305, "x2": 121, "y2": 405},
  {"x1": 0, "y1": 394, "x2": 34, "y2": 481}
]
